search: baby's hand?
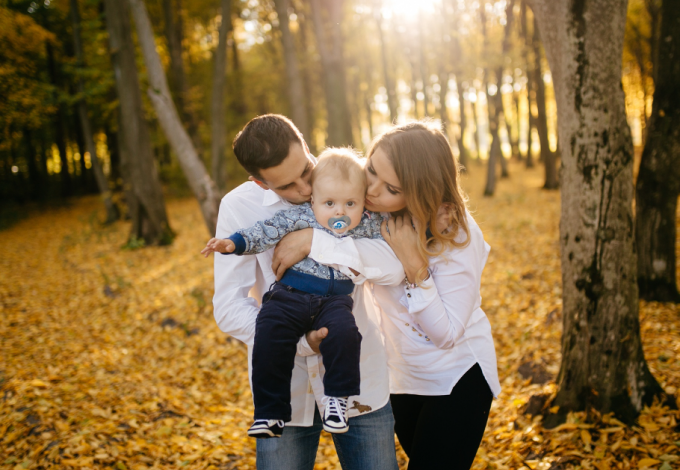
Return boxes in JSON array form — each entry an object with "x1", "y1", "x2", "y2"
[{"x1": 201, "y1": 238, "x2": 236, "y2": 257}]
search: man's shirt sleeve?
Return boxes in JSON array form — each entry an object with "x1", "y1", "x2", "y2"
[{"x1": 212, "y1": 198, "x2": 261, "y2": 346}]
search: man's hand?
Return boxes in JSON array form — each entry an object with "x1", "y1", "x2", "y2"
[
  {"x1": 201, "y1": 238, "x2": 235, "y2": 257},
  {"x1": 272, "y1": 228, "x2": 313, "y2": 280},
  {"x1": 306, "y1": 327, "x2": 328, "y2": 354}
]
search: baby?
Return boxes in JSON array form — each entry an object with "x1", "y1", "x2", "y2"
[{"x1": 201, "y1": 148, "x2": 384, "y2": 438}]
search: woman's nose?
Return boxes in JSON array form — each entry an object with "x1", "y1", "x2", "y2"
[{"x1": 367, "y1": 180, "x2": 379, "y2": 198}]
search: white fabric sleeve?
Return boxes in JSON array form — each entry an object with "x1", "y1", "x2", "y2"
[
  {"x1": 296, "y1": 333, "x2": 317, "y2": 357},
  {"x1": 213, "y1": 200, "x2": 260, "y2": 347},
  {"x1": 404, "y1": 236, "x2": 489, "y2": 350},
  {"x1": 309, "y1": 229, "x2": 404, "y2": 286}
]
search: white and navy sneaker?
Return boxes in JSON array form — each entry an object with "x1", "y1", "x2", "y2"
[
  {"x1": 322, "y1": 396, "x2": 349, "y2": 434},
  {"x1": 247, "y1": 419, "x2": 285, "y2": 438}
]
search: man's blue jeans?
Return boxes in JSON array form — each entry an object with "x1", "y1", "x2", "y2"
[{"x1": 256, "y1": 402, "x2": 399, "y2": 470}]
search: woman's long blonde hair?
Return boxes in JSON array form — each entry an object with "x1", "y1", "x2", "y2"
[{"x1": 367, "y1": 121, "x2": 470, "y2": 283}]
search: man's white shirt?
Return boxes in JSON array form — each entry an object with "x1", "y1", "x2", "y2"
[{"x1": 213, "y1": 181, "x2": 403, "y2": 426}]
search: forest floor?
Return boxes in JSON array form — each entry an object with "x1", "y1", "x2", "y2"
[{"x1": 1, "y1": 162, "x2": 679, "y2": 470}]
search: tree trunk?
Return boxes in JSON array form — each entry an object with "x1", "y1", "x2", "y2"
[
  {"x1": 513, "y1": 90, "x2": 523, "y2": 161},
  {"x1": 483, "y1": 1, "x2": 514, "y2": 195},
  {"x1": 274, "y1": 0, "x2": 310, "y2": 140},
  {"x1": 375, "y1": 6, "x2": 397, "y2": 123},
  {"x1": 162, "y1": 0, "x2": 203, "y2": 157},
  {"x1": 456, "y1": 78, "x2": 469, "y2": 170},
  {"x1": 532, "y1": 16, "x2": 558, "y2": 188},
  {"x1": 309, "y1": 0, "x2": 353, "y2": 146},
  {"x1": 211, "y1": 0, "x2": 232, "y2": 193},
  {"x1": 418, "y1": 10, "x2": 430, "y2": 118},
  {"x1": 471, "y1": 93, "x2": 481, "y2": 161},
  {"x1": 529, "y1": 0, "x2": 664, "y2": 425},
  {"x1": 45, "y1": 42, "x2": 72, "y2": 198},
  {"x1": 635, "y1": 0, "x2": 680, "y2": 303},
  {"x1": 71, "y1": 0, "x2": 119, "y2": 222},
  {"x1": 521, "y1": 1, "x2": 535, "y2": 167},
  {"x1": 128, "y1": 0, "x2": 220, "y2": 236},
  {"x1": 104, "y1": 0, "x2": 173, "y2": 245}
]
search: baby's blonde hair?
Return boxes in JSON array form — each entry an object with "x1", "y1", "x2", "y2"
[{"x1": 310, "y1": 147, "x2": 366, "y2": 190}]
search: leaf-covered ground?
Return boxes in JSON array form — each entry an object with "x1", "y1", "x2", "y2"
[{"x1": 1, "y1": 163, "x2": 679, "y2": 470}]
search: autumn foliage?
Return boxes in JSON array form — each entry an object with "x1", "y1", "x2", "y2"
[{"x1": 1, "y1": 164, "x2": 678, "y2": 469}]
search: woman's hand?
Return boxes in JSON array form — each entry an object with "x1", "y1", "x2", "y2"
[
  {"x1": 381, "y1": 214, "x2": 428, "y2": 284},
  {"x1": 272, "y1": 228, "x2": 313, "y2": 280},
  {"x1": 435, "y1": 203, "x2": 453, "y2": 234}
]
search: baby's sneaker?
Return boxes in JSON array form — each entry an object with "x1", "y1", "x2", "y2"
[
  {"x1": 322, "y1": 396, "x2": 349, "y2": 433},
  {"x1": 247, "y1": 419, "x2": 285, "y2": 438}
]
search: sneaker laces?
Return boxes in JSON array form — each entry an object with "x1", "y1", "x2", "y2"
[
  {"x1": 322, "y1": 396, "x2": 348, "y2": 422},
  {"x1": 254, "y1": 419, "x2": 284, "y2": 428}
]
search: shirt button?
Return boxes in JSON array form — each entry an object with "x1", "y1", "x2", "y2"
[
  {"x1": 405, "y1": 323, "x2": 409, "y2": 326},
  {"x1": 312, "y1": 373, "x2": 317, "y2": 378},
  {"x1": 407, "y1": 293, "x2": 411, "y2": 298}
]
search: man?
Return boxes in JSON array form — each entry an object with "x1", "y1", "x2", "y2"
[{"x1": 213, "y1": 114, "x2": 401, "y2": 469}]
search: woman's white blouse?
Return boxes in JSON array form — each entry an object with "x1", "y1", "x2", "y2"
[{"x1": 310, "y1": 212, "x2": 501, "y2": 397}]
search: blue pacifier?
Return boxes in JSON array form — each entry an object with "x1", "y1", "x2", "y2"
[{"x1": 329, "y1": 216, "x2": 351, "y2": 232}]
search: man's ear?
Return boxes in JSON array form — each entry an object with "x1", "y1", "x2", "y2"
[
  {"x1": 248, "y1": 176, "x2": 270, "y2": 191},
  {"x1": 302, "y1": 139, "x2": 311, "y2": 156}
]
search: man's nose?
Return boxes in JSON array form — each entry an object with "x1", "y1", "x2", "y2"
[{"x1": 298, "y1": 181, "x2": 312, "y2": 198}]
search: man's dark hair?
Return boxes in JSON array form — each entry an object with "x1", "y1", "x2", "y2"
[{"x1": 232, "y1": 114, "x2": 304, "y2": 180}]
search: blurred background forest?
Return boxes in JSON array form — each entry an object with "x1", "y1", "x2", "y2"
[{"x1": 0, "y1": 0, "x2": 659, "y2": 218}]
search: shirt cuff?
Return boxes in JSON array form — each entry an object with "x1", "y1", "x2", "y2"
[
  {"x1": 221, "y1": 233, "x2": 246, "y2": 255},
  {"x1": 296, "y1": 334, "x2": 317, "y2": 357},
  {"x1": 404, "y1": 275, "x2": 438, "y2": 314}
]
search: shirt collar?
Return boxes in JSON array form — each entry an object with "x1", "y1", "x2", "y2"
[{"x1": 262, "y1": 188, "x2": 285, "y2": 207}]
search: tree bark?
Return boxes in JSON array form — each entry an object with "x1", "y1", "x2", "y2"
[
  {"x1": 274, "y1": 0, "x2": 310, "y2": 141},
  {"x1": 211, "y1": 0, "x2": 232, "y2": 193},
  {"x1": 128, "y1": 0, "x2": 220, "y2": 236},
  {"x1": 104, "y1": 0, "x2": 172, "y2": 245},
  {"x1": 162, "y1": 0, "x2": 203, "y2": 157},
  {"x1": 521, "y1": 1, "x2": 536, "y2": 167},
  {"x1": 635, "y1": 0, "x2": 680, "y2": 303},
  {"x1": 456, "y1": 78, "x2": 469, "y2": 170},
  {"x1": 529, "y1": 0, "x2": 664, "y2": 425},
  {"x1": 532, "y1": 16, "x2": 558, "y2": 188},
  {"x1": 71, "y1": 0, "x2": 119, "y2": 222},
  {"x1": 309, "y1": 0, "x2": 353, "y2": 146}
]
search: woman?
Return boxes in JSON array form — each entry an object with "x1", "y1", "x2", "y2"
[
  {"x1": 274, "y1": 121, "x2": 500, "y2": 469},
  {"x1": 362, "y1": 121, "x2": 500, "y2": 469}
]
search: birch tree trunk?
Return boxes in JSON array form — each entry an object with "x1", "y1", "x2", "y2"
[
  {"x1": 529, "y1": 0, "x2": 664, "y2": 425},
  {"x1": 128, "y1": 0, "x2": 220, "y2": 236},
  {"x1": 309, "y1": 0, "x2": 353, "y2": 146},
  {"x1": 273, "y1": 0, "x2": 310, "y2": 139},
  {"x1": 211, "y1": 0, "x2": 232, "y2": 193},
  {"x1": 70, "y1": 0, "x2": 119, "y2": 223},
  {"x1": 104, "y1": 0, "x2": 172, "y2": 245},
  {"x1": 635, "y1": 0, "x2": 680, "y2": 303}
]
